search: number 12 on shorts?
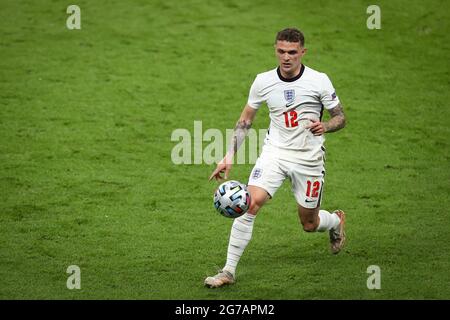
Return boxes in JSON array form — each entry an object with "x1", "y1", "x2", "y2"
[{"x1": 306, "y1": 180, "x2": 321, "y2": 198}]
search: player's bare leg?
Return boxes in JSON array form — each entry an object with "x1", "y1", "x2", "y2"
[
  {"x1": 297, "y1": 205, "x2": 346, "y2": 254},
  {"x1": 205, "y1": 186, "x2": 269, "y2": 288}
]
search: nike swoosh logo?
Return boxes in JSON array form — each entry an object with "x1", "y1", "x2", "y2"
[
  {"x1": 285, "y1": 101, "x2": 294, "y2": 107},
  {"x1": 305, "y1": 199, "x2": 317, "y2": 203}
]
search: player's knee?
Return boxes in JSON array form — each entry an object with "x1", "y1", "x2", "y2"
[
  {"x1": 249, "y1": 195, "x2": 268, "y2": 214},
  {"x1": 298, "y1": 206, "x2": 320, "y2": 232},
  {"x1": 249, "y1": 198, "x2": 262, "y2": 215},
  {"x1": 301, "y1": 221, "x2": 318, "y2": 232}
]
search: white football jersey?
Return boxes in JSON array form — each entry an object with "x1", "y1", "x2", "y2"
[{"x1": 247, "y1": 65, "x2": 340, "y2": 166}]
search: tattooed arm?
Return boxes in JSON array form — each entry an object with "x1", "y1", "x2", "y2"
[
  {"x1": 306, "y1": 103, "x2": 346, "y2": 136},
  {"x1": 226, "y1": 118, "x2": 253, "y2": 159},
  {"x1": 209, "y1": 105, "x2": 257, "y2": 181},
  {"x1": 323, "y1": 103, "x2": 346, "y2": 133}
]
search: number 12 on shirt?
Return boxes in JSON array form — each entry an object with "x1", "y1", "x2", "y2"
[{"x1": 283, "y1": 110, "x2": 298, "y2": 128}]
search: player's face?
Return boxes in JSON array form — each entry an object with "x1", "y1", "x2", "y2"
[{"x1": 275, "y1": 41, "x2": 306, "y2": 77}]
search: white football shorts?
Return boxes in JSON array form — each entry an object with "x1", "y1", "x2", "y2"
[{"x1": 247, "y1": 147, "x2": 325, "y2": 209}]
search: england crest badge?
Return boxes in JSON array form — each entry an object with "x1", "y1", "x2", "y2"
[
  {"x1": 284, "y1": 89, "x2": 296, "y2": 105},
  {"x1": 252, "y1": 168, "x2": 262, "y2": 180}
]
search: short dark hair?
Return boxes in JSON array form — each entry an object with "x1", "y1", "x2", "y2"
[{"x1": 275, "y1": 28, "x2": 305, "y2": 46}]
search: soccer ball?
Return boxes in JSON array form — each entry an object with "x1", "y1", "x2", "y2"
[{"x1": 213, "y1": 180, "x2": 251, "y2": 218}]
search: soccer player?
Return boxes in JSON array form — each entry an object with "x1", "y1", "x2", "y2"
[{"x1": 205, "y1": 28, "x2": 346, "y2": 288}]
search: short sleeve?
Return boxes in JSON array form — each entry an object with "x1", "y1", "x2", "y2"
[
  {"x1": 247, "y1": 76, "x2": 264, "y2": 109},
  {"x1": 320, "y1": 73, "x2": 340, "y2": 110}
]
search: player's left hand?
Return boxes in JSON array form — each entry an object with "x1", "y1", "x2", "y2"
[{"x1": 305, "y1": 119, "x2": 326, "y2": 136}]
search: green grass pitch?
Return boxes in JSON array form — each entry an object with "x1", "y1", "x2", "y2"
[{"x1": 0, "y1": 0, "x2": 449, "y2": 299}]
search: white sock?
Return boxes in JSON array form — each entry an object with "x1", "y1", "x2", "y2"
[
  {"x1": 316, "y1": 210, "x2": 340, "y2": 232},
  {"x1": 223, "y1": 212, "x2": 256, "y2": 276}
]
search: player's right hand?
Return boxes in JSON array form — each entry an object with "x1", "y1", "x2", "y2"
[{"x1": 209, "y1": 157, "x2": 232, "y2": 181}]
